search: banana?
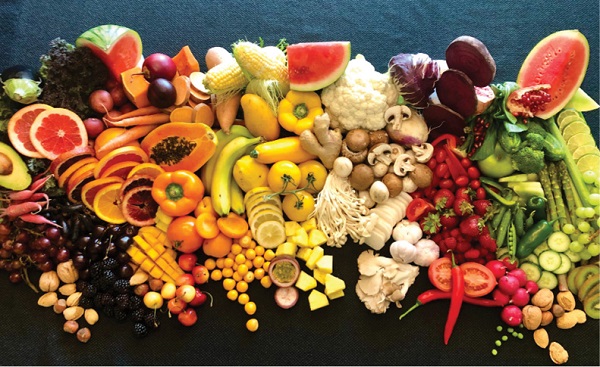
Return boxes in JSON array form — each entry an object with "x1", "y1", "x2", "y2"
[
  {"x1": 200, "y1": 125, "x2": 254, "y2": 194},
  {"x1": 229, "y1": 178, "x2": 246, "y2": 216},
  {"x1": 211, "y1": 136, "x2": 263, "y2": 216}
]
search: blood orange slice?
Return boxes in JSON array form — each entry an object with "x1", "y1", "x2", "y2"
[
  {"x1": 98, "y1": 161, "x2": 139, "y2": 179},
  {"x1": 81, "y1": 176, "x2": 125, "y2": 211},
  {"x1": 29, "y1": 108, "x2": 89, "y2": 160},
  {"x1": 50, "y1": 146, "x2": 96, "y2": 178},
  {"x1": 66, "y1": 168, "x2": 96, "y2": 204},
  {"x1": 121, "y1": 185, "x2": 159, "y2": 227},
  {"x1": 93, "y1": 182, "x2": 127, "y2": 224},
  {"x1": 93, "y1": 145, "x2": 149, "y2": 179},
  {"x1": 7, "y1": 103, "x2": 53, "y2": 158},
  {"x1": 57, "y1": 157, "x2": 99, "y2": 188}
]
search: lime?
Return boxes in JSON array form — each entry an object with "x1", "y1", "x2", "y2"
[
  {"x1": 254, "y1": 221, "x2": 286, "y2": 249},
  {"x1": 562, "y1": 121, "x2": 591, "y2": 142},
  {"x1": 558, "y1": 115, "x2": 584, "y2": 132},
  {"x1": 562, "y1": 88, "x2": 600, "y2": 112},
  {"x1": 576, "y1": 153, "x2": 600, "y2": 176},
  {"x1": 567, "y1": 133, "x2": 597, "y2": 153},
  {"x1": 557, "y1": 108, "x2": 581, "y2": 122},
  {"x1": 572, "y1": 145, "x2": 600, "y2": 161}
]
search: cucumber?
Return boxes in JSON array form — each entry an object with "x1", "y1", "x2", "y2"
[
  {"x1": 533, "y1": 242, "x2": 550, "y2": 256},
  {"x1": 537, "y1": 270, "x2": 558, "y2": 290},
  {"x1": 553, "y1": 253, "x2": 573, "y2": 275},
  {"x1": 521, "y1": 253, "x2": 540, "y2": 265},
  {"x1": 547, "y1": 231, "x2": 571, "y2": 253},
  {"x1": 538, "y1": 250, "x2": 562, "y2": 272},
  {"x1": 496, "y1": 246, "x2": 510, "y2": 259},
  {"x1": 520, "y1": 261, "x2": 542, "y2": 282}
]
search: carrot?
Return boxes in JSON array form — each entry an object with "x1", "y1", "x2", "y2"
[
  {"x1": 215, "y1": 93, "x2": 241, "y2": 134},
  {"x1": 104, "y1": 105, "x2": 163, "y2": 122},
  {"x1": 195, "y1": 212, "x2": 220, "y2": 239},
  {"x1": 95, "y1": 124, "x2": 160, "y2": 158},
  {"x1": 216, "y1": 212, "x2": 249, "y2": 239},
  {"x1": 104, "y1": 113, "x2": 170, "y2": 127}
]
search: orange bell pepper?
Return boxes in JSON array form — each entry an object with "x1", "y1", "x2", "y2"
[{"x1": 152, "y1": 170, "x2": 204, "y2": 217}]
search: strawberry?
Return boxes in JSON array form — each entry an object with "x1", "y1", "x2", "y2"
[
  {"x1": 439, "y1": 210, "x2": 459, "y2": 229},
  {"x1": 453, "y1": 197, "x2": 473, "y2": 217},
  {"x1": 473, "y1": 199, "x2": 493, "y2": 217},
  {"x1": 455, "y1": 187, "x2": 474, "y2": 201},
  {"x1": 433, "y1": 188, "x2": 455, "y2": 210},
  {"x1": 420, "y1": 212, "x2": 442, "y2": 235},
  {"x1": 459, "y1": 214, "x2": 484, "y2": 237},
  {"x1": 478, "y1": 231, "x2": 498, "y2": 252}
]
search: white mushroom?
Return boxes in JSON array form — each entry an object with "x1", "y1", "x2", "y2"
[
  {"x1": 367, "y1": 143, "x2": 393, "y2": 166},
  {"x1": 389, "y1": 143, "x2": 406, "y2": 161},
  {"x1": 358, "y1": 190, "x2": 376, "y2": 209},
  {"x1": 402, "y1": 176, "x2": 418, "y2": 193},
  {"x1": 372, "y1": 162, "x2": 389, "y2": 178},
  {"x1": 384, "y1": 105, "x2": 412, "y2": 131},
  {"x1": 369, "y1": 180, "x2": 390, "y2": 204},
  {"x1": 411, "y1": 143, "x2": 434, "y2": 163},
  {"x1": 393, "y1": 153, "x2": 416, "y2": 177}
]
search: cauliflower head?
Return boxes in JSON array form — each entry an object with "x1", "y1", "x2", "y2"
[{"x1": 321, "y1": 54, "x2": 399, "y2": 132}]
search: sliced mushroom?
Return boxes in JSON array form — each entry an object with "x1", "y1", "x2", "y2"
[
  {"x1": 393, "y1": 154, "x2": 416, "y2": 177},
  {"x1": 340, "y1": 140, "x2": 368, "y2": 164},
  {"x1": 367, "y1": 143, "x2": 393, "y2": 166},
  {"x1": 411, "y1": 143, "x2": 434, "y2": 163},
  {"x1": 384, "y1": 105, "x2": 412, "y2": 131},
  {"x1": 389, "y1": 143, "x2": 405, "y2": 161}
]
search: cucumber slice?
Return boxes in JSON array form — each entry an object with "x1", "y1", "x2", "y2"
[
  {"x1": 533, "y1": 242, "x2": 550, "y2": 256},
  {"x1": 553, "y1": 253, "x2": 573, "y2": 275},
  {"x1": 520, "y1": 261, "x2": 542, "y2": 282},
  {"x1": 521, "y1": 253, "x2": 540, "y2": 265},
  {"x1": 547, "y1": 231, "x2": 571, "y2": 253},
  {"x1": 496, "y1": 246, "x2": 510, "y2": 259},
  {"x1": 537, "y1": 270, "x2": 558, "y2": 290},
  {"x1": 538, "y1": 250, "x2": 562, "y2": 272}
]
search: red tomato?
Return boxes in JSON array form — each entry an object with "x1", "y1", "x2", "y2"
[
  {"x1": 167, "y1": 215, "x2": 204, "y2": 253},
  {"x1": 406, "y1": 198, "x2": 435, "y2": 222},
  {"x1": 428, "y1": 257, "x2": 497, "y2": 297}
]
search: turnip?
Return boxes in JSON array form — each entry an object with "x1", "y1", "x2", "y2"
[{"x1": 89, "y1": 89, "x2": 114, "y2": 114}]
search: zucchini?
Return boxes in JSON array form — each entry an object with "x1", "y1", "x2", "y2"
[
  {"x1": 537, "y1": 270, "x2": 558, "y2": 290},
  {"x1": 538, "y1": 250, "x2": 562, "y2": 272},
  {"x1": 520, "y1": 261, "x2": 542, "y2": 282}
]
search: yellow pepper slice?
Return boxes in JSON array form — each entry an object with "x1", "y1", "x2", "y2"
[{"x1": 277, "y1": 90, "x2": 324, "y2": 135}]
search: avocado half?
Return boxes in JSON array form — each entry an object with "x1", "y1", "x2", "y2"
[{"x1": 0, "y1": 141, "x2": 32, "y2": 190}]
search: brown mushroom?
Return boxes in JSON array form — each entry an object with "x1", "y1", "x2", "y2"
[
  {"x1": 367, "y1": 143, "x2": 394, "y2": 166},
  {"x1": 340, "y1": 141, "x2": 368, "y2": 164},
  {"x1": 408, "y1": 163, "x2": 434, "y2": 188},
  {"x1": 368, "y1": 130, "x2": 389, "y2": 148},
  {"x1": 382, "y1": 173, "x2": 403, "y2": 198},
  {"x1": 344, "y1": 129, "x2": 370, "y2": 152},
  {"x1": 349, "y1": 164, "x2": 375, "y2": 191}
]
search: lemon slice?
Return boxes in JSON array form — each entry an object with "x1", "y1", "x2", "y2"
[
  {"x1": 562, "y1": 121, "x2": 591, "y2": 142},
  {"x1": 250, "y1": 212, "x2": 286, "y2": 234},
  {"x1": 93, "y1": 182, "x2": 127, "y2": 224},
  {"x1": 573, "y1": 145, "x2": 600, "y2": 161},
  {"x1": 254, "y1": 221, "x2": 286, "y2": 249},
  {"x1": 246, "y1": 196, "x2": 282, "y2": 213},
  {"x1": 567, "y1": 133, "x2": 597, "y2": 153},
  {"x1": 244, "y1": 186, "x2": 274, "y2": 205},
  {"x1": 248, "y1": 202, "x2": 284, "y2": 222},
  {"x1": 576, "y1": 154, "x2": 600, "y2": 176}
]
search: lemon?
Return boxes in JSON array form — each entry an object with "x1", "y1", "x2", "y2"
[
  {"x1": 233, "y1": 155, "x2": 270, "y2": 192},
  {"x1": 250, "y1": 211, "x2": 286, "y2": 236},
  {"x1": 248, "y1": 203, "x2": 284, "y2": 223},
  {"x1": 254, "y1": 221, "x2": 286, "y2": 249}
]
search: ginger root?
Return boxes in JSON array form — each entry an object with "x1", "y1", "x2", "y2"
[{"x1": 299, "y1": 113, "x2": 342, "y2": 169}]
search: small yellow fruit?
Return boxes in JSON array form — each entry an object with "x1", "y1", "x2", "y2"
[
  {"x1": 233, "y1": 155, "x2": 270, "y2": 193},
  {"x1": 267, "y1": 160, "x2": 301, "y2": 193},
  {"x1": 246, "y1": 318, "x2": 259, "y2": 332},
  {"x1": 282, "y1": 190, "x2": 315, "y2": 222},
  {"x1": 298, "y1": 160, "x2": 327, "y2": 193}
]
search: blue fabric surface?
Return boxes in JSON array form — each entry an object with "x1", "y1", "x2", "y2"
[{"x1": 0, "y1": 1, "x2": 598, "y2": 365}]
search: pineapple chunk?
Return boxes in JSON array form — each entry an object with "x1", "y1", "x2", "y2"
[
  {"x1": 290, "y1": 227, "x2": 308, "y2": 247},
  {"x1": 308, "y1": 289, "x2": 329, "y2": 311},
  {"x1": 313, "y1": 268, "x2": 327, "y2": 285},
  {"x1": 300, "y1": 217, "x2": 317, "y2": 232},
  {"x1": 327, "y1": 289, "x2": 345, "y2": 300},
  {"x1": 284, "y1": 221, "x2": 302, "y2": 237},
  {"x1": 276, "y1": 242, "x2": 298, "y2": 257},
  {"x1": 308, "y1": 228, "x2": 327, "y2": 248},
  {"x1": 296, "y1": 247, "x2": 313, "y2": 262},
  {"x1": 305, "y1": 246, "x2": 324, "y2": 270},
  {"x1": 315, "y1": 255, "x2": 333, "y2": 274},
  {"x1": 324, "y1": 273, "x2": 346, "y2": 297},
  {"x1": 295, "y1": 271, "x2": 317, "y2": 291}
]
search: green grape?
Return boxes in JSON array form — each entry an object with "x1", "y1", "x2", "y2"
[
  {"x1": 569, "y1": 241, "x2": 584, "y2": 253},
  {"x1": 579, "y1": 248, "x2": 592, "y2": 261},
  {"x1": 583, "y1": 207, "x2": 596, "y2": 218},
  {"x1": 595, "y1": 205, "x2": 600, "y2": 216},
  {"x1": 562, "y1": 223, "x2": 576, "y2": 235},
  {"x1": 583, "y1": 170, "x2": 598, "y2": 184},
  {"x1": 587, "y1": 243, "x2": 600, "y2": 257},
  {"x1": 578, "y1": 233, "x2": 591, "y2": 245},
  {"x1": 597, "y1": 217, "x2": 600, "y2": 227},
  {"x1": 595, "y1": 177, "x2": 600, "y2": 188},
  {"x1": 589, "y1": 193, "x2": 600, "y2": 206},
  {"x1": 575, "y1": 207, "x2": 587, "y2": 218},
  {"x1": 577, "y1": 221, "x2": 591, "y2": 233}
]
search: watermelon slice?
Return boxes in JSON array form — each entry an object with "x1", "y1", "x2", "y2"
[
  {"x1": 287, "y1": 41, "x2": 351, "y2": 92},
  {"x1": 76, "y1": 24, "x2": 143, "y2": 81},
  {"x1": 516, "y1": 30, "x2": 590, "y2": 120}
]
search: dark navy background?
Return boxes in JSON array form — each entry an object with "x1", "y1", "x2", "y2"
[{"x1": 0, "y1": 1, "x2": 598, "y2": 365}]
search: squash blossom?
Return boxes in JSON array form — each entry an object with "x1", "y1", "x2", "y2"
[
  {"x1": 151, "y1": 170, "x2": 204, "y2": 217},
  {"x1": 277, "y1": 90, "x2": 324, "y2": 135}
]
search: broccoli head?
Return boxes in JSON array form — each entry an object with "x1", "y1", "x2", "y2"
[
  {"x1": 521, "y1": 132, "x2": 546, "y2": 150},
  {"x1": 511, "y1": 146, "x2": 545, "y2": 174},
  {"x1": 524, "y1": 120, "x2": 548, "y2": 137}
]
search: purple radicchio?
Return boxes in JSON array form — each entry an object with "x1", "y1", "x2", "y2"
[{"x1": 388, "y1": 53, "x2": 441, "y2": 109}]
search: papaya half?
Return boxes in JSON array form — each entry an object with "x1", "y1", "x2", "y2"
[{"x1": 140, "y1": 122, "x2": 218, "y2": 173}]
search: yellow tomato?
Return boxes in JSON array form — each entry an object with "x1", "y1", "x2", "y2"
[
  {"x1": 282, "y1": 190, "x2": 316, "y2": 222},
  {"x1": 298, "y1": 160, "x2": 328, "y2": 193},
  {"x1": 267, "y1": 160, "x2": 301, "y2": 193}
]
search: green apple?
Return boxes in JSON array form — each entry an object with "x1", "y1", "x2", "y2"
[{"x1": 477, "y1": 143, "x2": 516, "y2": 178}]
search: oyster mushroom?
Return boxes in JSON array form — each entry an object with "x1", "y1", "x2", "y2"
[
  {"x1": 411, "y1": 143, "x2": 434, "y2": 163},
  {"x1": 393, "y1": 153, "x2": 416, "y2": 177}
]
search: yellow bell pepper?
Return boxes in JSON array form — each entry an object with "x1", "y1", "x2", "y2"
[{"x1": 277, "y1": 90, "x2": 324, "y2": 135}]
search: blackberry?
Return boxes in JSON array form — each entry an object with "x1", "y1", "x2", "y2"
[
  {"x1": 100, "y1": 293, "x2": 115, "y2": 307},
  {"x1": 133, "y1": 322, "x2": 148, "y2": 338},
  {"x1": 78, "y1": 296, "x2": 94, "y2": 309},
  {"x1": 102, "y1": 257, "x2": 118, "y2": 270},
  {"x1": 99, "y1": 269, "x2": 117, "y2": 291},
  {"x1": 82, "y1": 283, "x2": 98, "y2": 298},
  {"x1": 75, "y1": 280, "x2": 89, "y2": 292},
  {"x1": 115, "y1": 294, "x2": 130, "y2": 310},
  {"x1": 90, "y1": 262, "x2": 103, "y2": 279},
  {"x1": 129, "y1": 295, "x2": 143, "y2": 309},
  {"x1": 144, "y1": 312, "x2": 160, "y2": 329},
  {"x1": 102, "y1": 306, "x2": 115, "y2": 318},
  {"x1": 113, "y1": 279, "x2": 130, "y2": 294},
  {"x1": 93, "y1": 294, "x2": 104, "y2": 309},
  {"x1": 114, "y1": 308, "x2": 128, "y2": 322},
  {"x1": 130, "y1": 308, "x2": 146, "y2": 323}
]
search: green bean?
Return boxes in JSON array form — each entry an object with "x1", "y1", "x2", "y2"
[{"x1": 514, "y1": 207, "x2": 525, "y2": 237}]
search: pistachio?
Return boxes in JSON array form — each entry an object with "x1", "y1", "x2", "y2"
[
  {"x1": 129, "y1": 271, "x2": 149, "y2": 286},
  {"x1": 522, "y1": 305, "x2": 543, "y2": 330},
  {"x1": 53, "y1": 298, "x2": 67, "y2": 314},
  {"x1": 63, "y1": 320, "x2": 79, "y2": 334},
  {"x1": 37, "y1": 292, "x2": 58, "y2": 307},
  {"x1": 556, "y1": 311, "x2": 578, "y2": 329},
  {"x1": 549, "y1": 342, "x2": 569, "y2": 365},
  {"x1": 38, "y1": 271, "x2": 60, "y2": 292},
  {"x1": 84, "y1": 308, "x2": 99, "y2": 325},
  {"x1": 58, "y1": 283, "x2": 77, "y2": 296},
  {"x1": 533, "y1": 328, "x2": 549, "y2": 349},
  {"x1": 571, "y1": 309, "x2": 587, "y2": 324},
  {"x1": 551, "y1": 304, "x2": 565, "y2": 318},
  {"x1": 556, "y1": 291, "x2": 576, "y2": 312},
  {"x1": 56, "y1": 260, "x2": 79, "y2": 284},
  {"x1": 531, "y1": 288, "x2": 554, "y2": 311},
  {"x1": 76, "y1": 327, "x2": 91, "y2": 343},
  {"x1": 63, "y1": 306, "x2": 84, "y2": 321},
  {"x1": 66, "y1": 292, "x2": 82, "y2": 307}
]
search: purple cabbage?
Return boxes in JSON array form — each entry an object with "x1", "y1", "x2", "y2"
[{"x1": 388, "y1": 53, "x2": 441, "y2": 108}]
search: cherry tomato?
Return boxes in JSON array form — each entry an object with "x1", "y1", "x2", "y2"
[
  {"x1": 167, "y1": 215, "x2": 204, "y2": 254},
  {"x1": 475, "y1": 187, "x2": 487, "y2": 200},
  {"x1": 455, "y1": 175, "x2": 470, "y2": 188},
  {"x1": 434, "y1": 163, "x2": 450, "y2": 179},
  {"x1": 467, "y1": 166, "x2": 480, "y2": 180},
  {"x1": 192, "y1": 265, "x2": 210, "y2": 284},
  {"x1": 428, "y1": 257, "x2": 452, "y2": 292},
  {"x1": 178, "y1": 253, "x2": 198, "y2": 272},
  {"x1": 428, "y1": 257, "x2": 498, "y2": 297},
  {"x1": 427, "y1": 158, "x2": 437, "y2": 170},
  {"x1": 461, "y1": 157, "x2": 472, "y2": 168},
  {"x1": 178, "y1": 308, "x2": 198, "y2": 326},
  {"x1": 469, "y1": 179, "x2": 481, "y2": 190},
  {"x1": 406, "y1": 198, "x2": 435, "y2": 222},
  {"x1": 435, "y1": 148, "x2": 447, "y2": 163},
  {"x1": 439, "y1": 179, "x2": 455, "y2": 190}
]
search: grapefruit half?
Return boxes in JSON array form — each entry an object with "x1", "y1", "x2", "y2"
[
  {"x1": 29, "y1": 108, "x2": 89, "y2": 160},
  {"x1": 7, "y1": 103, "x2": 53, "y2": 158}
]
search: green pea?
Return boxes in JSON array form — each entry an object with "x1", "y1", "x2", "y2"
[
  {"x1": 501, "y1": 335, "x2": 508, "y2": 341},
  {"x1": 492, "y1": 349, "x2": 498, "y2": 356},
  {"x1": 495, "y1": 340, "x2": 502, "y2": 347},
  {"x1": 496, "y1": 326, "x2": 503, "y2": 332}
]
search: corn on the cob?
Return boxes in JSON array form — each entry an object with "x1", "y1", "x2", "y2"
[
  {"x1": 232, "y1": 41, "x2": 288, "y2": 83},
  {"x1": 203, "y1": 58, "x2": 248, "y2": 96}
]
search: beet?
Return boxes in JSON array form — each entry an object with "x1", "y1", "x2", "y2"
[
  {"x1": 422, "y1": 103, "x2": 466, "y2": 141},
  {"x1": 435, "y1": 69, "x2": 477, "y2": 118},
  {"x1": 445, "y1": 36, "x2": 496, "y2": 87}
]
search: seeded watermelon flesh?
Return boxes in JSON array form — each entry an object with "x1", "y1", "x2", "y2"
[
  {"x1": 76, "y1": 24, "x2": 143, "y2": 81},
  {"x1": 516, "y1": 30, "x2": 589, "y2": 120},
  {"x1": 287, "y1": 41, "x2": 351, "y2": 92}
]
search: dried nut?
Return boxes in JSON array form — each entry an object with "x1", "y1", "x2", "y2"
[
  {"x1": 76, "y1": 327, "x2": 91, "y2": 343},
  {"x1": 66, "y1": 292, "x2": 82, "y2": 307},
  {"x1": 551, "y1": 304, "x2": 565, "y2": 318},
  {"x1": 56, "y1": 260, "x2": 79, "y2": 283},
  {"x1": 549, "y1": 342, "x2": 569, "y2": 365},
  {"x1": 531, "y1": 288, "x2": 554, "y2": 311},
  {"x1": 63, "y1": 306, "x2": 84, "y2": 321},
  {"x1": 58, "y1": 283, "x2": 77, "y2": 296},
  {"x1": 38, "y1": 271, "x2": 60, "y2": 292},
  {"x1": 129, "y1": 271, "x2": 149, "y2": 286},
  {"x1": 556, "y1": 311, "x2": 578, "y2": 329},
  {"x1": 63, "y1": 320, "x2": 79, "y2": 334},
  {"x1": 533, "y1": 328, "x2": 549, "y2": 349},
  {"x1": 53, "y1": 298, "x2": 67, "y2": 314},
  {"x1": 556, "y1": 291, "x2": 576, "y2": 312},
  {"x1": 571, "y1": 309, "x2": 587, "y2": 324},
  {"x1": 38, "y1": 292, "x2": 58, "y2": 307},
  {"x1": 84, "y1": 308, "x2": 99, "y2": 326},
  {"x1": 134, "y1": 283, "x2": 149, "y2": 297},
  {"x1": 522, "y1": 305, "x2": 543, "y2": 330},
  {"x1": 149, "y1": 278, "x2": 164, "y2": 292},
  {"x1": 540, "y1": 311, "x2": 554, "y2": 326}
]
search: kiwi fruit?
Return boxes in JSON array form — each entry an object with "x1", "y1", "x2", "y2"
[
  {"x1": 567, "y1": 266, "x2": 581, "y2": 294},
  {"x1": 583, "y1": 292, "x2": 600, "y2": 320},
  {"x1": 578, "y1": 275, "x2": 600, "y2": 301},
  {"x1": 574, "y1": 265, "x2": 599, "y2": 293}
]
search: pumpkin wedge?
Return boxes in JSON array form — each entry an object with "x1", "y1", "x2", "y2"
[{"x1": 140, "y1": 122, "x2": 218, "y2": 172}]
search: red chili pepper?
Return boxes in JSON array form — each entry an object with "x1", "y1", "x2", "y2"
[
  {"x1": 443, "y1": 145, "x2": 469, "y2": 181},
  {"x1": 431, "y1": 133, "x2": 458, "y2": 149},
  {"x1": 444, "y1": 251, "x2": 464, "y2": 345}
]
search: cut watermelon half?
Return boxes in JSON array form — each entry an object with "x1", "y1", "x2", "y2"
[
  {"x1": 76, "y1": 24, "x2": 143, "y2": 81},
  {"x1": 287, "y1": 41, "x2": 351, "y2": 92},
  {"x1": 29, "y1": 108, "x2": 89, "y2": 160}
]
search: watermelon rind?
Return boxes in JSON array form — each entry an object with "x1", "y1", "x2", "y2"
[
  {"x1": 287, "y1": 41, "x2": 351, "y2": 92},
  {"x1": 516, "y1": 30, "x2": 590, "y2": 120}
]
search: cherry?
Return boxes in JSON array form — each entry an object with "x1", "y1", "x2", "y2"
[
  {"x1": 192, "y1": 265, "x2": 209, "y2": 285},
  {"x1": 178, "y1": 253, "x2": 198, "y2": 272},
  {"x1": 178, "y1": 308, "x2": 198, "y2": 327}
]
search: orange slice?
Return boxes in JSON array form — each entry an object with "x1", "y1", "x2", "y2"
[
  {"x1": 93, "y1": 145, "x2": 149, "y2": 179},
  {"x1": 93, "y1": 182, "x2": 127, "y2": 224},
  {"x1": 98, "y1": 160, "x2": 139, "y2": 179},
  {"x1": 126, "y1": 162, "x2": 165, "y2": 179},
  {"x1": 57, "y1": 157, "x2": 99, "y2": 188},
  {"x1": 66, "y1": 169, "x2": 96, "y2": 204},
  {"x1": 81, "y1": 177, "x2": 125, "y2": 211}
]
